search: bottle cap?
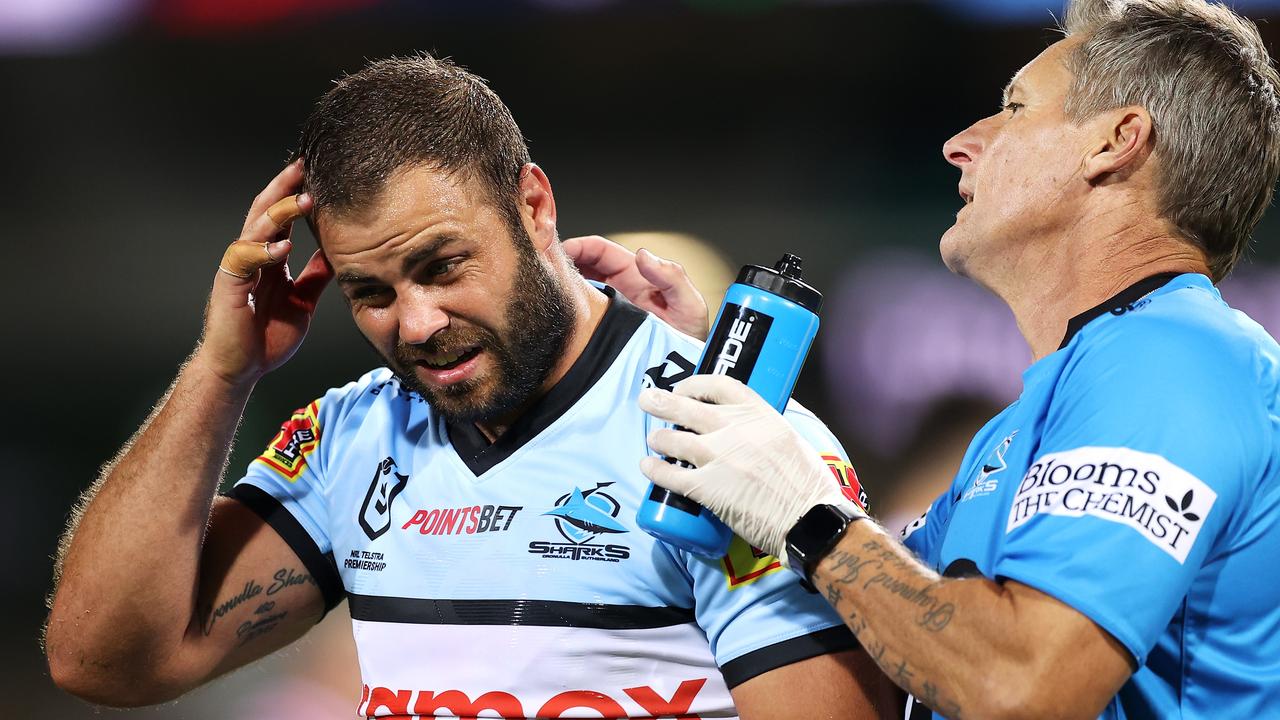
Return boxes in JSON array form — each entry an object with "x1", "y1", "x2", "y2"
[{"x1": 735, "y1": 254, "x2": 822, "y2": 313}]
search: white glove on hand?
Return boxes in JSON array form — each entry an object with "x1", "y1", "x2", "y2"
[{"x1": 638, "y1": 375, "x2": 863, "y2": 563}]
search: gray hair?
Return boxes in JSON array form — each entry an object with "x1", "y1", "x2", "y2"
[{"x1": 1063, "y1": 0, "x2": 1280, "y2": 280}]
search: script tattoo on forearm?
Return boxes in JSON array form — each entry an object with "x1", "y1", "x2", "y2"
[
  {"x1": 824, "y1": 540, "x2": 954, "y2": 632},
  {"x1": 200, "y1": 566, "x2": 315, "y2": 638}
]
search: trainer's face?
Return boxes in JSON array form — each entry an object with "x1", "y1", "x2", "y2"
[
  {"x1": 320, "y1": 164, "x2": 573, "y2": 424},
  {"x1": 940, "y1": 38, "x2": 1091, "y2": 284}
]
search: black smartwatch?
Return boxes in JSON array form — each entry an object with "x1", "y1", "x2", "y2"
[{"x1": 785, "y1": 503, "x2": 865, "y2": 590}]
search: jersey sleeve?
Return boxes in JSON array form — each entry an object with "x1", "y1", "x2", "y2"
[
  {"x1": 226, "y1": 390, "x2": 348, "y2": 613},
  {"x1": 992, "y1": 315, "x2": 1264, "y2": 664},
  {"x1": 900, "y1": 493, "x2": 950, "y2": 567},
  {"x1": 683, "y1": 402, "x2": 862, "y2": 688}
]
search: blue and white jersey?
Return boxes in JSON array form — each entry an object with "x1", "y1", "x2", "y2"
[
  {"x1": 230, "y1": 288, "x2": 863, "y2": 719},
  {"x1": 902, "y1": 273, "x2": 1280, "y2": 719}
]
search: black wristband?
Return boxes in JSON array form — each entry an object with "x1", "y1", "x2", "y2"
[{"x1": 786, "y1": 503, "x2": 866, "y2": 590}]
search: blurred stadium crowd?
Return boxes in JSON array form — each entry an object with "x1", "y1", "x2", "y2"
[{"x1": 4, "y1": 0, "x2": 1279, "y2": 717}]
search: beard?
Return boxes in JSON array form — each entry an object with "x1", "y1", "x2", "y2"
[{"x1": 380, "y1": 227, "x2": 575, "y2": 426}]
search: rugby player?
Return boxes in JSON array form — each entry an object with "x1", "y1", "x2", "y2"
[
  {"x1": 43, "y1": 55, "x2": 897, "y2": 718},
  {"x1": 577, "y1": 1, "x2": 1280, "y2": 718}
]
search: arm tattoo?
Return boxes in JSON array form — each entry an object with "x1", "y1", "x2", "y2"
[
  {"x1": 237, "y1": 610, "x2": 290, "y2": 646},
  {"x1": 824, "y1": 582, "x2": 844, "y2": 607},
  {"x1": 881, "y1": 647, "x2": 964, "y2": 719},
  {"x1": 819, "y1": 538, "x2": 966, "y2": 717},
  {"x1": 893, "y1": 658, "x2": 914, "y2": 688},
  {"x1": 200, "y1": 566, "x2": 315, "y2": 639},
  {"x1": 824, "y1": 541, "x2": 954, "y2": 633},
  {"x1": 201, "y1": 580, "x2": 263, "y2": 636}
]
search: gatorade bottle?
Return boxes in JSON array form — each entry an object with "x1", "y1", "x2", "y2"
[{"x1": 637, "y1": 253, "x2": 822, "y2": 557}]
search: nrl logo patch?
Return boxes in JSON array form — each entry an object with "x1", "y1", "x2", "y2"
[
  {"x1": 359, "y1": 457, "x2": 410, "y2": 541},
  {"x1": 255, "y1": 402, "x2": 321, "y2": 481}
]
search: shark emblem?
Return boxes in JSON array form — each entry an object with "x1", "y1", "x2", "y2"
[
  {"x1": 963, "y1": 431, "x2": 1016, "y2": 501},
  {"x1": 544, "y1": 483, "x2": 628, "y2": 544}
]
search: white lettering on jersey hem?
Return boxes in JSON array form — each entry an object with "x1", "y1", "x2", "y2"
[{"x1": 1006, "y1": 446, "x2": 1215, "y2": 564}]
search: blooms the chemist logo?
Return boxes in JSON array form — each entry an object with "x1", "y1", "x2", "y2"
[{"x1": 1006, "y1": 446, "x2": 1215, "y2": 563}]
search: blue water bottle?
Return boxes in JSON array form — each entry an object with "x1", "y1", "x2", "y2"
[{"x1": 637, "y1": 253, "x2": 823, "y2": 557}]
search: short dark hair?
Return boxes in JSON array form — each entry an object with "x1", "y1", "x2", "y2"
[{"x1": 298, "y1": 53, "x2": 531, "y2": 227}]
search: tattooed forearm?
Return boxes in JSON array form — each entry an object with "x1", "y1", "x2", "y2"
[
  {"x1": 823, "y1": 581, "x2": 844, "y2": 607},
  {"x1": 812, "y1": 526, "x2": 1046, "y2": 719},
  {"x1": 843, "y1": 599, "x2": 869, "y2": 635},
  {"x1": 863, "y1": 637, "x2": 964, "y2": 719},
  {"x1": 825, "y1": 548, "x2": 883, "y2": 585},
  {"x1": 824, "y1": 540, "x2": 953, "y2": 633}
]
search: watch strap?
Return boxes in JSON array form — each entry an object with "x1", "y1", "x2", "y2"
[{"x1": 786, "y1": 503, "x2": 866, "y2": 591}]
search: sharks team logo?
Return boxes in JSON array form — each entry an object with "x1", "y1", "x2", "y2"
[
  {"x1": 545, "y1": 483, "x2": 629, "y2": 544},
  {"x1": 528, "y1": 483, "x2": 631, "y2": 562},
  {"x1": 963, "y1": 431, "x2": 1017, "y2": 501}
]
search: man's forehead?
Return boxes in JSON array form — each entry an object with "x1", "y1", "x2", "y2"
[
  {"x1": 314, "y1": 164, "x2": 494, "y2": 245},
  {"x1": 1001, "y1": 37, "x2": 1079, "y2": 102},
  {"x1": 364, "y1": 163, "x2": 485, "y2": 218}
]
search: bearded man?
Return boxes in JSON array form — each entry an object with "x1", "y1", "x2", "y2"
[{"x1": 44, "y1": 55, "x2": 895, "y2": 719}]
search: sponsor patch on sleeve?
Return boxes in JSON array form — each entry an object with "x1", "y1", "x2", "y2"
[
  {"x1": 822, "y1": 453, "x2": 869, "y2": 512},
  {"x1": 1007, "y1": 446, "x2": 1215, "y2": 564},
  {"x1": 254, "y1": 401, "x2": 321, "y2": 482},
  {"x1": 719, "y1": 452, "x2": 868, "y2": 589},
  {"x1": 721, "y1": 535, "x2": 783, "y2": 590}
]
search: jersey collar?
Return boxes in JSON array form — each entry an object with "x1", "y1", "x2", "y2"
[
  {"x1": 1058, "y1": 272, "x2": 1188, "y2": 350},
  {"x1": 447, "y1": 285, "x2": 648, "y2": 476}
]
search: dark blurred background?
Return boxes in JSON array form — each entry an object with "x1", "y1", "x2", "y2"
[{"x1": 5, "y1": 0, "x2": 1280, "y2": 717}]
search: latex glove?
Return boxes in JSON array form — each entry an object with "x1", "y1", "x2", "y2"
[
  {"x1": 639, "y1": 375, "x2": 863, "y2": 563},
  {"x1": 562, "y1": 235, "x2": 710, "y2": 340}
]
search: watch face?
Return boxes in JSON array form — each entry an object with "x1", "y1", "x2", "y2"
[
  {"x1": 788, "y1": 504, "x2": 856, "y2": 583},
  {"x1": 803, "y1": 505, "x2": 850, "y2": 542}
]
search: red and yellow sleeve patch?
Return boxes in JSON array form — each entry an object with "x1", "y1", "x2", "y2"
[
  {"x1": 721, "y1": 535, "x2": 783, "y2": 590},
  {"x1": 254, "y1": 401, "x2": 321, "y2": 482},
  {"x1": 823, "y1": 453, "x2": 869, "y2": 513},
  {"x1": 720, "y1": 452, "x2": 870, "y2": 590}
]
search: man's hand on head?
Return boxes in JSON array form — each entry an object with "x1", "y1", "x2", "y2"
[
  {"x1": 563, "y1": 235, "x2": 710, "y2": 340},
  {"x1": 195, "y1": 159, "x2": 334, "y2": 389},
  {"x1": 638, "y1": 375, "x2": 861, "y2": 561}
]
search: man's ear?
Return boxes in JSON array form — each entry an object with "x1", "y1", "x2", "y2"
[
  {"x1": 1083, "y1": 106, "x2": 1153, "y2": 184},
  {"x1": 517, "y1": 163, "x2": 557, "y2": 253}
]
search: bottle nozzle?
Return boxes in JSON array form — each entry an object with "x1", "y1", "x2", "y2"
[{"x1": 774, "y1": 253, "x2": 804, "y2": 279}]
